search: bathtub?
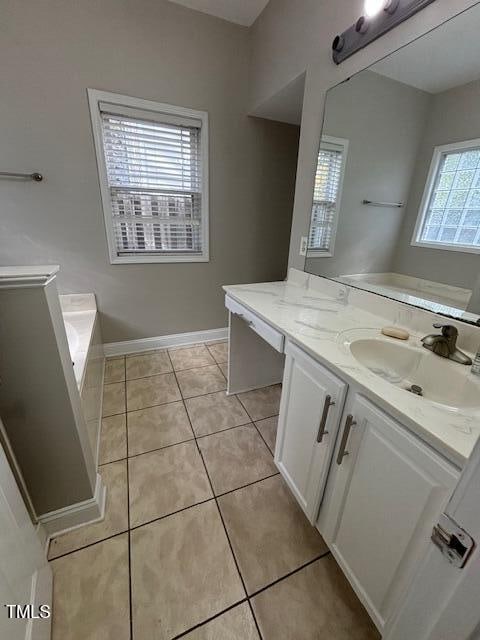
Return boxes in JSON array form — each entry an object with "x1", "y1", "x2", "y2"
[
  {"x1": 339, "y1": 272, "x2": 473, "y2": 317},
  {"x1": 65, "y1": 321, "x2": 80, "y2": 360},
  {"x1": 60, "y1": 294, "x2": 104, "y2": 465}
]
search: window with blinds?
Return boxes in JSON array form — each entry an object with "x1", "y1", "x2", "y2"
[
  {"x1": 308, "y1": 137, "x2": 348, "y2": 256},
  {"x1": 88, "y1": 90, "x2": 209, "y2": 264},
  {"x1": 414, "y1": 140, "x2": 480, "y2": 254}
]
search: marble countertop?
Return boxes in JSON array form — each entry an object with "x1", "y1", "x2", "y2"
[{"x1": 224, "y1": 273, "x2": 480, "y2": 468}]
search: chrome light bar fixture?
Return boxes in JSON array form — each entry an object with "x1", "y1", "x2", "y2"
[{"x1": 332, "y1": 0, "x2": 436, "y2": 65}]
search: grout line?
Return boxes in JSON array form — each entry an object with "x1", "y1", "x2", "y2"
[
  {"x1": 48, "y1": 530, "x2": 129, "y2": 562},
  {"x1": 125, "y1": 368, "x2": 174, "y2": 383},
  {"x1": 252, "y1": 419, "x2": 277, "y2": 457},
  {"x1": 124, "y1": 357, "x2": 134, "y2": 640},
  {"x1": 247, "y1": 597, "x2": 264, "y2": 640},
  {"x1": 125, "y1": 396, "x2": 182, "y2": 414},
  {"x1": 195, "y1": 420, "x2": 256, "y2": 441},
  {"x1": 168, "y1": 348, "x2": 266, "y2": 639},
  {"x1": 170, "y1": 361, "x2": 225, "y2": 374},
  {"x1": 214, "y1": 472, "x2": 280, "y2": 500},
  {"x1": 172, "y1": 361, "x2": 224, "y2": 374},
  {"x1": 128, "y1": 497, "x2": 216, "y2": 532},
  {"x1": 103, "y1": 379, "x2": 126, "y2": 389},
  {"x1": 237, "y1": 393, "x2": 280, "y2": 442},
  {"x1": 167, "y1": 351, "x2": 249, "y2": 598},
  {"x1": 101, "y1": 415, "x2": 273, "y2": 463},
  {"x1": 105, "y1": 361, "x2": 229, "y2": 389},
  {"x1": 170, "y1": 598, "x2": 249, "y2": 640},
  {"x1": 127, "y1": 436, "x2": 196, "y2": 461},
  {"x1": 248, "y1": 551, "x2": 332, "y2": 600},
  {"x1": 98, "y1": 455, "x2": 128, "y2": 467}
]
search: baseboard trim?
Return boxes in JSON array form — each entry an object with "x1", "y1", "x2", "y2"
[
  {"x1": 38, "y1": 473, "x2": 106, "y2": 539},
  {"x1": 104, "y1": 327, "x2": 228, "y2": 357}
]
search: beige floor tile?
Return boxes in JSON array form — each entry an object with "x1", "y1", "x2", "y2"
[
  {"x1": 48, "y1": 460, "x2": 128, "y2": 559},
  {"x1": 126, "y1": 350, "x2": 172, "y2": 380},
  {"x1": 219, "y1": 362, "x2": 228, "y2": 378},
  {"x1": 255, "y1": 416, "x2": 278, "y2": 454},
  {"x1": 237, "y1": 385, "x2": 282, "y2": 421},
  {"x1": 51, "y1": 534, "x2": 130, "y2": 640},
  {"x1": 185, "y1": 391, "x2": 250, "y2": 437},
  {"x1": 127, "y1": 401, "x2": 194, "y2": 456},
  {"x1": 102, "y1": 382, "x2": 125, "y2": 417},
  {"x1": 177, "y1": 365, "x2": 227, "y2": 399},
  {"x1": 218, "y1": 475, "x2": 327, "y2": 594},
  {"x1": 198, "y1": 424, "x2": 277, "y2": 495},
  {"x1": 131, "y1": 501, "x2": 245, "y2": 639},
  {"x1": 206, "y1": 341, "x2": 228, "y2": 364},
  {"x1": 126, "y1": 372, "x2": 181, "y2": 411},
  {"x1": 104, "y1": 357, "x2": 125, "y2": 383},
  {"x1": 169, "y1": 344, "x2": 215, "y2": 370},
  {"x1": 128, "y1": 441, "x2": 213, "y2": 527},
  {"x1": 182, "y1": 603, "x2": 259, "y2": 639},
  {"x1": 251, "y1": 556, "x2": 380, "y2": 640},
  {"x1": 99, "y1": 414, "x2": 127, "y2": 464}
]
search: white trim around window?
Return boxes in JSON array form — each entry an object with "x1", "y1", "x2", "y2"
[
  {"x1": 307, "y1": 135, "x2": 349, "y2": 259},
  {"x1": 411, "y1": 138, "x2": 480, "y2": 255},
  {"x1": 87, "y1": 89, "x2": 209, "y2": 264}
]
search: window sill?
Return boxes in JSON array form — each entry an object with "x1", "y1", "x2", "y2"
[
  {"x1": 411, "y1": 240, "x2": 480, "y2": 255},
  {"x1": 306, "y1": 250, "x2": 333, "y2": 258},
  {"x1": 110, "y1": 254, "x2": 210, "y2": 265}
]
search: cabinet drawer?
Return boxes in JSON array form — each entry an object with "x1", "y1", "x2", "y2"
[{"x1": 225, "y1": 295, "x2": 284, "y2": 353}]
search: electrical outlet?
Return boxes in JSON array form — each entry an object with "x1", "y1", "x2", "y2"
[{"x1": 299, "y1": 236, "x2": 308, "y2": 256}]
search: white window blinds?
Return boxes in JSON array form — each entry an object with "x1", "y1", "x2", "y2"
[
  {"x1": 309, "y1": 141, "x2": 345, "y2": 253},
  {"x1": 88, "y1": 90, "x2": 209, "y2": 264},
  {"x1": 101, "y1": 108, "x2": 203, "y2": 256}
]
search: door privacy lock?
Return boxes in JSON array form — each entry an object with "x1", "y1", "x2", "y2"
[{"x1": 431, "y1": 513, "x2": 474, "y2": 569}]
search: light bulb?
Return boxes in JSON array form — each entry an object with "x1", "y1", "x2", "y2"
[{"x1": 364, "y1": 0, "x2": 385, "y2": 17}]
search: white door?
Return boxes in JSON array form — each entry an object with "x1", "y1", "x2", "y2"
[
  {"x1": 275, "y1": 341, "x2": 347, "y2": 523},
  {"x1": 318, "y1": 394, "x2": 458, "y2": 632},
  {"x1": 386, "y1": 426, "x2": 480, "y2": 640},
  {"x1": 0, "y1": 421, "x2": 52, "y2": 640}
]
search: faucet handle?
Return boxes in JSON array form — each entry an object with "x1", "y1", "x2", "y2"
[{"x1": 433, "y1": 323, "x2": 457, "y2": 338}]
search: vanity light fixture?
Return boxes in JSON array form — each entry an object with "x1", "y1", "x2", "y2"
[
  {"x1": 364, "y1": 0, "x2": 388, "y2": 18},
  {"x1": 332, "y1": 0, "x2": 435, "y2": 64}
]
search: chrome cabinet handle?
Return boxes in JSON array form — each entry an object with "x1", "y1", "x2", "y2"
[
  {"x1": 336, "y1": 414, "x2": 356, "y2": 465},
  {"x1": 316, "y1": 394, "x2": 335, "y2": 443}
]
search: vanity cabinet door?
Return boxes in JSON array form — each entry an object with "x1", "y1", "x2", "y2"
[
  {"x1": 274, "y1": 341, "x2": 347, "y2": 524},
  {"x1": 318, "y1": 393, "x2": 458, "y2": 632}
]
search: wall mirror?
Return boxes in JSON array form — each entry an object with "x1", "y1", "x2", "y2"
[{"x1": 305, "y1": 5, "x2": 480, "y2": 325}]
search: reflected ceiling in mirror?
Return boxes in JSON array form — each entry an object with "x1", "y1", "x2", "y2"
[{"x1": 305, "y1": 5, "x2": 480, "y2": 325}]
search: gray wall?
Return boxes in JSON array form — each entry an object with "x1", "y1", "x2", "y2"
[
  {"x1": 305, "y1": 71, "x2": 430, "y2": 279},
  {"x1": 0, "y1": 0, "x2": 299, "y2": 342},
  {"x1": 249, "y1": 0, "x2": 479, "y2": 272},
  {"x1": 393, "y1": 78, "x2": 480, "y2": 290}
]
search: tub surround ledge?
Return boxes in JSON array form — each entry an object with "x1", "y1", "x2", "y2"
[{"x1": 60, "y1": 294, "x2": 99, "y2": 391}]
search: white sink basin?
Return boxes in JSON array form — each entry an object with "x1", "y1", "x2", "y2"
[{"x1": 344, "y1": 332, "x2": 480, "y2": 413}]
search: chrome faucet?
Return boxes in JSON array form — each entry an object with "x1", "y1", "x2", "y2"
[{"x1": 421, "y1": 324, "x2": 472, "y2": 365}]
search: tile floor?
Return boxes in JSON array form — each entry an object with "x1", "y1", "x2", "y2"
[{"x1": 49, "y1": 341, "x2": 380, "y2": 640}]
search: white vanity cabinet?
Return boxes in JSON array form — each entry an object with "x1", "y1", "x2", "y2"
[
  {"x1": 275, "y1": 341, "x2": 347, "y2": 523},
  {"x1": 318, "y1": 393, "x2": 459, "y2": 631}
]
